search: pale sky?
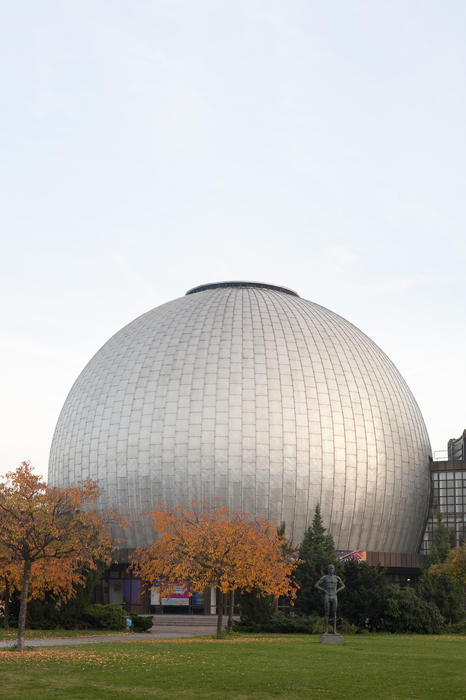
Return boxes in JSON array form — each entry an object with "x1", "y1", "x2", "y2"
[{"x1": 1, "y1": 1, "x2": 465, "y2": 479}]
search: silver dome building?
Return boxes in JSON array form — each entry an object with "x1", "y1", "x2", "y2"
[{"x1": 49, "y1": 282, "x2": 431, "y2": 552}]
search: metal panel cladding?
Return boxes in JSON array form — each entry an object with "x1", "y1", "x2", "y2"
[{"x1": 49, "y1": 283, "x2": 431, "y2": 551}]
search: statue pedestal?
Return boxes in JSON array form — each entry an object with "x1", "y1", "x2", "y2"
[{"x1": 320, "y1": 633, "x2": 344, "y2": 645}]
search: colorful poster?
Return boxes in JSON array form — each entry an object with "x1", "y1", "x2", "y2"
[
  {"x1": 335, "y1": 550, "x2": 366, "y2": 562},
  {"x1": 150, "y1": 583, "x2": 190, "y2": 606}
]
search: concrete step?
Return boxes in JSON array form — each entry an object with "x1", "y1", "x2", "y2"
[{"x1": 152, "y1": 614, "x2": 238, "y2": 626}]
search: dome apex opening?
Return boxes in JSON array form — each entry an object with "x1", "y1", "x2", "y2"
[{"x1": 186, "y1": 281, "x2": 299, "y2": 296}]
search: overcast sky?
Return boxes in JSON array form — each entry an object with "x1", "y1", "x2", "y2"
[{"x1": 1, "y1": 1, "x2": 465, "y2": 479}]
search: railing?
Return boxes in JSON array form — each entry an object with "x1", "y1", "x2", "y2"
[{"x1": 432, "y1": 450, "x2": 448, "y2": 461}]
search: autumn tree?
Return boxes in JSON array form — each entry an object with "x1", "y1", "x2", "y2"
[
  {"x1": 417, "y1": 510, "x2": 464, "y2": 623},
  {"x1": 0, "y1": 462, "x2": 118, "y2": 650},
  {"x1": 132, "y1": 502, "x2": 298, "y2": 638},
  {"x1": 430, "y1": 544, "x2": 466, "y2": 587}
]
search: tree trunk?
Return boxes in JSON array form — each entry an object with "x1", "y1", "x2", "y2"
[
  {"x1": 227, "y1": 589, "x2": 234, "y2": 633},
  {"x1": 3, "y1": 577, "x2": 10, "y2": 630},
  {"x1": 216, "y1": 591, "x2": 224, "y2": 639},
  {"x1": 17, "y1": 560, "x2": 32, "y2": 651}
]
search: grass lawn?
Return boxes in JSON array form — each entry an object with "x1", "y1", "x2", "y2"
[{"x1": 0, "y1": 634, "x2": 464, "y2": 699}]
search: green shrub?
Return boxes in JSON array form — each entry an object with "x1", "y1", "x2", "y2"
[
  {"x1": 83, "y1": 604, "x2": 125, "y2": 630},
  {"x1": 27, "y1": 598, "x2": 62, "y2": 629},
  {"x1": 339, "y1": 560, "x2": 387, "y2": 631},
  {"x1": 232, "y1": 618, "x2": 261, "y2": 633},
  {"x1": 380, "y1": 586, "x2": 445, "y2": 634},
  {"x1": 444, "y1": 618, "x2": 466, "y2": 634},
  {"x1": 130, "y1": 613, "x2": 153, "y2": 632},
  {"x1": 339, "y1": 618, "x2": 360, "y2": 634},
  {"x1": 20, "y1": 565, "x2": 109, "y2": 630},
  {"x1": 238, "y1": 590, "x2": 275, "y2": 626},
  {"x1": 234, "y1": 611, "x2": 323, "y2": 634},
  {"x1": 417, "y1": 571, "x2": 464, "y2": 623}
]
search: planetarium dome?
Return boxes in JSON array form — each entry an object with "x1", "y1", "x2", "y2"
[{"x1": 49, "y1": 282, "x2": 431, "y2": 552}]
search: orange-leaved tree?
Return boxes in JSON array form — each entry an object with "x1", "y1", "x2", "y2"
[
  {"x1": 430, "y1": 543, "x2": 466, "y2": 586},
  {"x1": 0, "y1": 462, "x2": 119, "y2": 650},
  {"x1": 132, "y1": 502, "x2": 298, "y2": 638}
]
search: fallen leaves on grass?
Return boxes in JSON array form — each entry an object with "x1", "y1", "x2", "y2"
[
  {"x1": 0, "y1": 636, "x2": 290, "y2": 666},
  {"x1": 0, "y1": 648, "x2": 175, "y2": 667},
  {"x1": 153, "y1": 637, "x2": 292, "y2": 644}
]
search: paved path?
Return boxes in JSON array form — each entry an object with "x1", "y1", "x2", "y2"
[{"x1": 0, "y1": 626, "x2": 219, "y2": 648}]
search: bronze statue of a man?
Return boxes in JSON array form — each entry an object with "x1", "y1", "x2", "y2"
[{"x1": 315, "y1": 564, "x2": 345, "y2": 634}]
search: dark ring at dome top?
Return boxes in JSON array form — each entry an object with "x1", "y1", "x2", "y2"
[{"x1": 185, "y1": 281, "x2": 299, "y2": 297}]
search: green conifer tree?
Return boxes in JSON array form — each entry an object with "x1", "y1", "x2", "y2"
[
  {"x1": 338, "y1": 559, "x2": 387, "y2": 631},
  {"x1": 294, "y1": 505, "x2": 338, "y2": 615},
  {"x1": 427, "y1": 509, "x2": 451, "y2": 567}
]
